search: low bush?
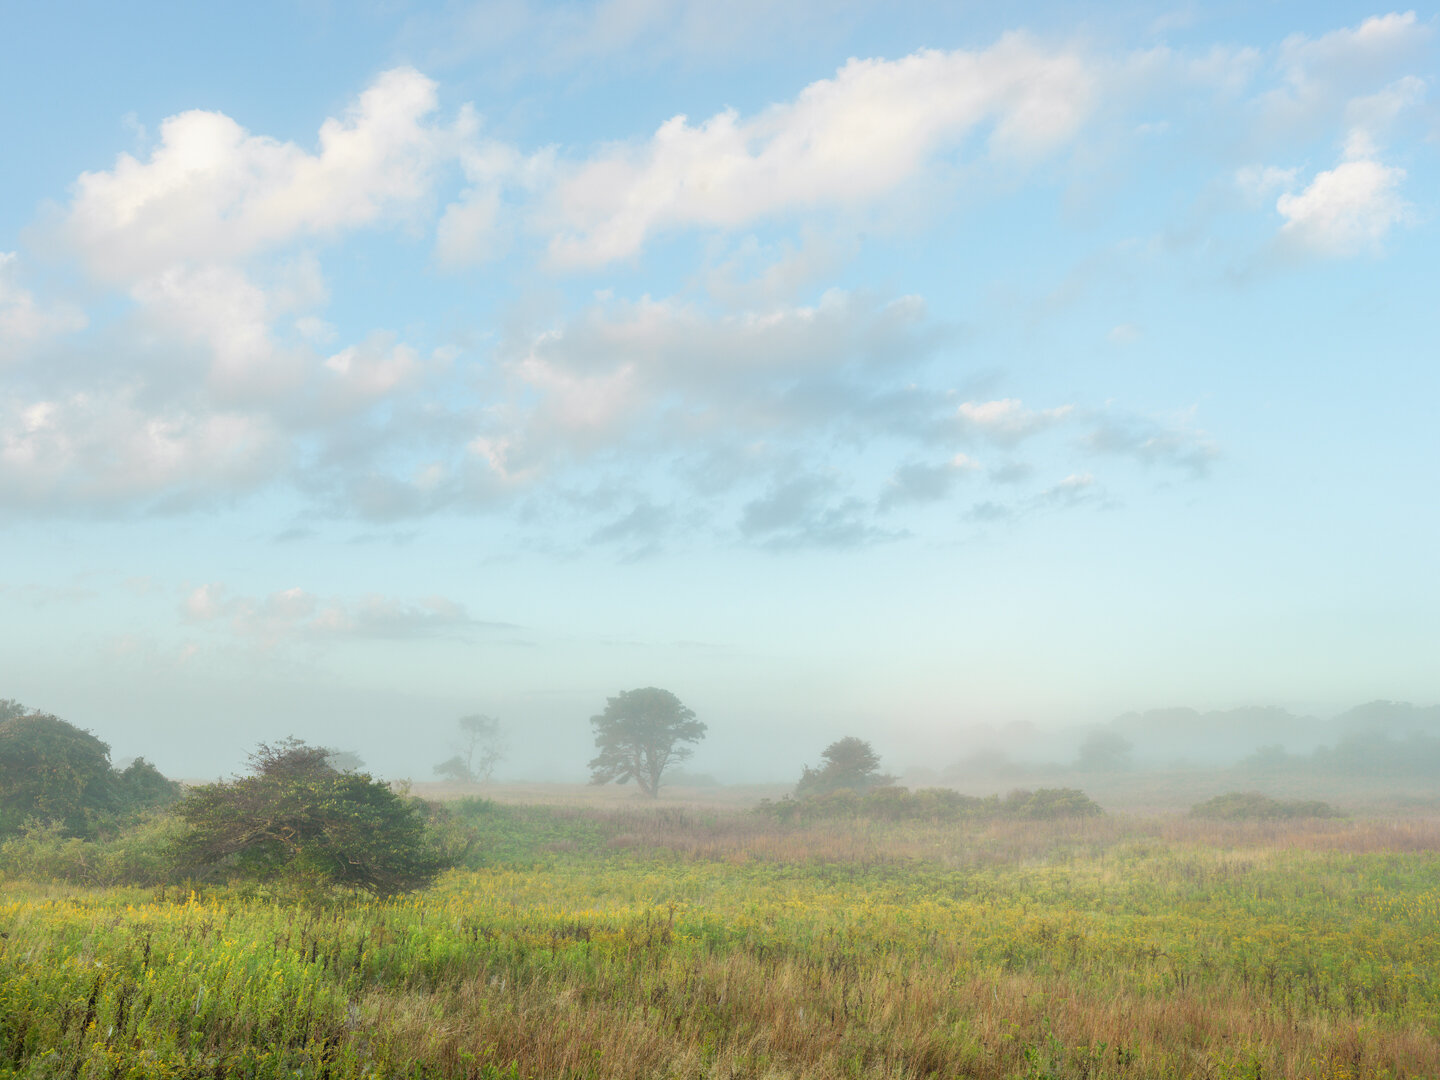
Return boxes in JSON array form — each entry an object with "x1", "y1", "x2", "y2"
[
  {"x1": 1191, "y1": 791, "x2": 1342, "y2": 821},
  {"x1": 173, "y1": 740, "x2": 458, "y2": 896},
  {"x1": 0, "y1": 813, "x2": 186, "y2": 887}
]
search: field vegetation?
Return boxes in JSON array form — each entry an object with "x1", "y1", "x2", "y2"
[{"x1": 3, "y1": 796, "x2": 1440, "y2": 1079}]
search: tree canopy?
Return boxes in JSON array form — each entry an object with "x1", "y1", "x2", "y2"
[
  {"x1": 795, "y1": 736, "x2": 893, "y2": 798},
  {"x1": 173, "y1": 738, "x2": 450, "y2": 895},
  {"x1": 588, "y1": 688, "x2": 705, "y2": 798},
  {"x1": 0, "y1": 712, "x2": 117, "y2": 835},
  {"x1": 0, "y1": 709, "x2": 182, "y2": 837}
]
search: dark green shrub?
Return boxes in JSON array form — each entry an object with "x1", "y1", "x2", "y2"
[
  {"x1": 115, "y1": 757, "x2": 183, "y2": 812},
  {"x1": 0, "y1": 713, "x2": 117, "y2": 836},
  {"x1": 1191, "y1": 791, "x2": 1342, "y2": 821},
  {"x1": 794, "y1": 737, "x2": 893, "y2": 798},
  {"x1": 1002, "y1": 788, "x2": 1105, "y2": 819},
  {"x1": 172, "y1": 739, "x2": 455, "y2": 895}
]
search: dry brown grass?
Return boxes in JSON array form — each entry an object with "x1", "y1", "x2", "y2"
[{"x1": 365, "y1": 948, "x2": 1440, "y2": 1079}]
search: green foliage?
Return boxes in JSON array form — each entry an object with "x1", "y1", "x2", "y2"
[
  {"x1": 758, "y1": 785, "x2": 1104, "y2": 823},
  {"x1": 0, "y1": 713, "x2": 117, "y2": 836},
  {"x1": 1192, "y1": 791, "x2": 1343, "y2": 821},
  {"x1": 114, "y1": 756, "x2": 182, "y2": 811},
  {"x1": 0, "y1": 711, "x2": 183, "y2": 838},
  {"x1": 794, "y1": 736, "x2": 892, "y2": 797},
  {"x1": 0, "y1": 813, "x2": 185, "y2": 886},
  {"x1": 588, "y1": 687, "x2": 705, "y2": 797},
  {"x1": 172, "y1": 738, "x2": 454, "y2": 895}
]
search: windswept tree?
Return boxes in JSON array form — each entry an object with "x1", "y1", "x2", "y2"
[
  {"x1": 588, "y1": 688, "x2": 705, "y2": 798},
  {"x1": 795, "y1": 736, "x2": 893, "y2": 798},
  {"x1": 434, "y1": 714, "x2": 506, "y2": 784},
  {"x1": 174, "y1": 738, "x2": 451, "y2": 895}
]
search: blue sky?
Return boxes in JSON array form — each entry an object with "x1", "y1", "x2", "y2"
[{"x1": 1, "y1": 1, "x2": 1436, "y2": 781}]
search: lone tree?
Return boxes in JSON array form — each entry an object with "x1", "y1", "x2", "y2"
[
  {"x1": 795, "y1": 736, "x2": 893, "y2": 798},
  {"x1": 173, "y1": 738, "x2": 450, "y2": 895},
  {"x1": 434, "y1": 714, "x2": 506, "y2": 785},
  {"x1": 588, "y1": 688, "x2": 705, "y2": 798}
]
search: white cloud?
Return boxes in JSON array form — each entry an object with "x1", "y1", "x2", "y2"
[
  {"x1": 544, "y1": 35, "x2": 1096, "y2": 264},
  {"x1": 477, "y1": 288, "x2": 937, "y2": 478},
  {"x1": 0, "y1": 390, "x2": 286, "y2": 511},
  {"x1": 324, "y1": 335, "x2": 427, "y2": 400},
  {"x1": 1277, "y1": 12, "x2": 1429, "y2": 86},
  {"x1": 0, "y1": 253, "x2": 87, "y2": 360},
  {"x1": 1260, "y1": 11, "x2": 1433, "y2": 139},
  {"x1": 953, "y1": 398, "x2": 1074, "y2": 445},
  {"x1": 130, "y1": 263, "x2": 310, "y2": 401},
  {"x1": 1276, "y1": 158, "x2": 1410, "y2": 255},
  {"x1": 435, "y1": 142, "x2": 552, "y2": 268},
  {"x1": 59, "y1": 68, "x2": 458, "y2": 283}
]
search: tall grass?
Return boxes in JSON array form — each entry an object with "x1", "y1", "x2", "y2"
[{"x1": 2, "y1": 805, "x2": 1438, "y2": 1077}]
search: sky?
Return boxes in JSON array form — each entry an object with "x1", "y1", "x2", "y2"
[{"x1": 1, "y1": 1, "x2": 1436, "y2": 782}]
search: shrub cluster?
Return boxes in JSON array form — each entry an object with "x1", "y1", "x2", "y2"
[
  {"x1": 756, "y1": 786, "x2": 1103, "y2": 824},
  {"x1": 1190, "y1": 791, "x2": 1342, "y2": 821},
  {"x1": 0, "y1": 711, "x2": 181, "y2": 838}
]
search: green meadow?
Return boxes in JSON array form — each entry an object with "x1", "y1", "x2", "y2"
[{"x1": 3, "y1": 802, "x2": 1439, "y2": 1079}]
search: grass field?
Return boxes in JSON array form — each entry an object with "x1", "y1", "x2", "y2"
[{"x1": 3, "y1": 801, "x2": 1439, "y2": 1079}]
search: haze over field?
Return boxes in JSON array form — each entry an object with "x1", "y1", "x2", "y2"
[{"x1": 1, "y1": 2, "x2": 1436, "y2": 782}]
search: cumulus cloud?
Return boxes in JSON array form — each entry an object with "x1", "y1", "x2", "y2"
[
  {"x1": 435, "y1": 142, "x2": 553, "y2": 268},
  {"x1": 1259, "y1": 12, "x2": 1433, "y2": 140},
  {"x1": 1276, "y1": 157, "x2": 1410, "y2": 256},
  {"x1": 0, "y1": 71, "x2": 483, "y2": 517},
  {"x1": 59, "y1": 68, "x2": 460, "y2": 282},
  {"x1": 0, "y1": 253, "x2": 87, "y2": 360},
  {"x1": 474, "y1": 288, "x2": 940, "y2": 480},
  {"x1": 0, "y1": 41, "x2": 1245, "y2": 539},
  {"x1": 543, "y1": 35, "x2": 1096, "y2": 264},
  {"x1": 0, "y1": 390, "x2": 286, "y2": 512}
]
